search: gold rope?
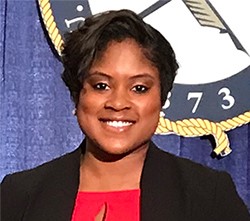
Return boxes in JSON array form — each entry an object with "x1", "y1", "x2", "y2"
[
  {"x1": 156, "y1": 111, "x2": 250, "y2": 156},
  {"x1": 38, "y1": 0, "x2": 64, "y2": 55}
]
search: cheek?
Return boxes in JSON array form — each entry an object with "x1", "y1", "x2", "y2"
[
  {"x1": 77, "y1": 93, "x2": 99, "y2": 122},
  {"x1": 138, "y1": 96, "x2": 161, "y2": 124},
  {"x1": 76, "y1": 96, "x2": 100, "y2": 135},
  {"x1": 78, "y1": 90, "x2": 102, "y2": 112}
]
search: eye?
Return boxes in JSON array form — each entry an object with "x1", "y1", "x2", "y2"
[
  {"x1": 132, "y1": 85, "x2": 149, "y2": 94},
  {"x1": 93, "y1": 82, "x2": 110, "y2": 91}
]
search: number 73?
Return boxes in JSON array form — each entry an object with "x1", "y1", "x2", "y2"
[{"x1": 187, "y1": 88, "x2": 235, "y2": 113}]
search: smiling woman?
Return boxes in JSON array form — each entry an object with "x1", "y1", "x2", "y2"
[
  {"x1": 77, "y1": 39, "x2": 161, "y2": 158},
  {"x1": 1, "y1": 9, "x2": 249, "y2": 221}
]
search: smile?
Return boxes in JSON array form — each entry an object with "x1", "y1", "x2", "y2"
[{"x1": 105, "y1": 121, "x2": 133, "y2": 128}]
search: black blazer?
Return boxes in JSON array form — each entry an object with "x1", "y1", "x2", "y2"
[{"x1": 1, "y1": 141, "x2": 249, "y2": 221}]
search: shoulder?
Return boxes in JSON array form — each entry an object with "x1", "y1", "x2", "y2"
[
  {"x1": 1, "y1": 147, "x2": 80, "y2": 189},
  {"x1": 156, "y1": 147, "x2": 232, "y2": 192},
  {"x1": 1, "y1": 147, "x2": 80, "y2": 204},
  {"x1": 147, "y1": 142, "x2": 226, "y2": 201},
  {"x1": 151, "y1": 143, "x2": 223, "y2": 181},
  {"x1": 1, "y1": 147, "x2": 81, "y2": 220},
  {"x1": 151, "y1": 145, "x2": 250, "y2": 220}
]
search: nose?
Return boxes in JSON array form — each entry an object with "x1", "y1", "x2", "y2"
[{"x1": 104, "y1": 88, "x2": 131, "y2": 111}]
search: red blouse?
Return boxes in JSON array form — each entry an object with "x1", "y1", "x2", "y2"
[{"x1": 71, "y1": 189, "x2": 140, "y2": 221}]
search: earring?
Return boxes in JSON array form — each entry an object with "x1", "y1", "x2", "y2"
[{"x1": 72, "y1": 108, "x2": 77, "y2": 116}]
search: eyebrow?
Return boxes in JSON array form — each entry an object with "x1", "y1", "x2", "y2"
[
  {"x1": 86, "y1": 71, "x2": 155, "y2": 81},
  {"x1": 129, "y1": 73, "x2": 156, "y2": 81},
  {"x1": 86, "y1": 71, "x2": 111, "y2": 79}
]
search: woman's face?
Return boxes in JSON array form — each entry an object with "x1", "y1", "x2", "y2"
[{"x1": 77, "y1": 39, "x2": 161, "y2": 156}]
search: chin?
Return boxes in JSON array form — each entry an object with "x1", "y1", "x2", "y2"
[
  {"x1": 87, "y1": 137, "x2": 149, "y2": 161},
  {"x1": 100, "y1": 143, "x2": 134, "y2": 155},
  {"x1": 93, "y1": 146, "x2": 132, "y2": 162},
  {"x1": 107, "y1": 140, "x2": 149, "y2": 154}
]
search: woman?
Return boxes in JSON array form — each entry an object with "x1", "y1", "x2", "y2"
[{"x1": 1, "y1": 9, "x2": 249, "y2": 221}]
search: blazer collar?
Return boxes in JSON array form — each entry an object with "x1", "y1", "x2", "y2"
[{"x1": 29, "y1": 140, "x2": 186, "y2": 221}]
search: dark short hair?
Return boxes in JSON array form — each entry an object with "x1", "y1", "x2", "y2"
[{"x1": 61, "y1": 9, "x2": 178, "y2": 106}]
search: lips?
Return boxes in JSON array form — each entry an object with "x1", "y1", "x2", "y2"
[
  {"x1": 99, "y1": 118, "x2": 136, "y2": 129},
  {"x1": 106, "y1": 120, "x2": 133, "y2": 128}
]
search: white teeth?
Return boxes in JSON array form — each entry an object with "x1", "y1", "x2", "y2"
[{"x1": 106, "y1": 121, "x2": 132, "y2": 128}]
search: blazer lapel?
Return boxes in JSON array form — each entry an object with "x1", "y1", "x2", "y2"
[
  {"x1": 24, "y1": 140, "x2": 188, "y2": 221},
  {"x1": 140, "y1": 142, "x2": 188, "y2": 221}
]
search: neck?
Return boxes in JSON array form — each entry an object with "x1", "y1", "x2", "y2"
[{"x1": 78, "y1": 140, "x2": 149, "y2": 192}]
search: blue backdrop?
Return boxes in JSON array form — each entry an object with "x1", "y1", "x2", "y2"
[{"x1": 0, "y1": 1, "x2": 249, "y2": 211}]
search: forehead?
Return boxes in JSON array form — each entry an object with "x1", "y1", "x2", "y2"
[
  {"x1": 95, "y1": 38, "x2": 144, "y2": 60},
  {"x1": 90, "y1": 39, "x2": 158, "y2": 76}
]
